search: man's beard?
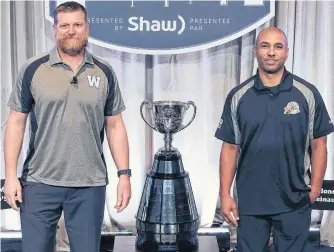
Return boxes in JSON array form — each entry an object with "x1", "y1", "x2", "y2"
[{"x1": 57, "y1": 33, "x2": 88, "y2": 56}]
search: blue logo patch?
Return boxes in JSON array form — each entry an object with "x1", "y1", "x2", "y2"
[{"x1": 46, "y1": 0, "x2": 275, "y2": 54}]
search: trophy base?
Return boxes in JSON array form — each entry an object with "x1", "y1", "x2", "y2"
[
  {"x1": 157, "y1": 147, "x2": 179, "y2": 156},
  {"x1": 149, "y1": 149, "x2": 186, "y2": 175},
  {"x1": 135, "y1": 231, "x2": 199, "y2": 252},
  {"x1": 135, "y1": 145, "x2": 199, "y2": 252}
]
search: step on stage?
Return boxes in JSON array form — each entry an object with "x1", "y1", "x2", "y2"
[{"x1": 113, "y1": 236, "x2": 219, "y2": 252}]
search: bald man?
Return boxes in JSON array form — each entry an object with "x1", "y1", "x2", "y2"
[{"x1": 215, "y1": 27, "x2": 334, "y2": 251}]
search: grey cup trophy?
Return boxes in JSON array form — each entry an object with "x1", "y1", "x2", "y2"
[{"x1": 135, "y1": 101, "x2": 200, "y2": 251}]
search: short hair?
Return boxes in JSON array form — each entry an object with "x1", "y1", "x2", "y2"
[
  {"x1": 256, "y1": 27, "x2": 288, "y2": 48},
  {"x1": 54, "y1": 1, "x2": 87, "y2": 25}
]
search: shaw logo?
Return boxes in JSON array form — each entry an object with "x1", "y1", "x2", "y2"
[
  {"x1": 46, "y1": 0, "x2": 275, "y2": 54},
  {"x1": 128, "y1": 15, "x2": 185, "y2": 35}
]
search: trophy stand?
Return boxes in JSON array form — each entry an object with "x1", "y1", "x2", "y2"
[{"x1": 136, "y1": 101, "x2": 199, "y2": 252}]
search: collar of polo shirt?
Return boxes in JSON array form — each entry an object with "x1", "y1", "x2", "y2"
[
  {"x1": 49, "y1": 47, "x2": 94, "y2": 66},
  {"x1": 254, "y1": 67, "x2": 293, "y2": 92}
]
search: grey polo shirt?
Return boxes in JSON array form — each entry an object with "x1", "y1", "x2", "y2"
[{"x1": 8, "y1": 47, "x2": 126, "y2": 187}]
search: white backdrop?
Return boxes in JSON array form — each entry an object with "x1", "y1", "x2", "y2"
[{"x1": 1, "y1": 0, "x2": 333, "y2": 246}]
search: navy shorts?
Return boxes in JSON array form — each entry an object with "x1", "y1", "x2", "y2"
[
  {"x1": 237, "y1": 203, "x2": 313, "y2": 252},
  {"x1": 20, "y1": 181, "x2": 106, "y2": 252}
]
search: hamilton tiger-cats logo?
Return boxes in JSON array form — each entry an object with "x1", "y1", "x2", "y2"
[{"x1": 284, "y1": 101, "x2": 300, "y2": 115}]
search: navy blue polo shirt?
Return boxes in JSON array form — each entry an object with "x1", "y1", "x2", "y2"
[{"x1": 215, "y1": 70, "x2": 334, "y2": 215}]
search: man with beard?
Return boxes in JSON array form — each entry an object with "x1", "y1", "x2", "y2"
[
  {"x1": 4, "y1": 2, "x2": 131, "y2": 252},
  {"x1": 215, "y1": 27, "x2": 334, "y2": 251}
]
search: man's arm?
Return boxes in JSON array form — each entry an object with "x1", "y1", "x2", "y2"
[
  {"x1": 220, "y1": 142, "x2": 239, "y2": 198},
  {"x1": 105, "y1": 113, "x2": 131, "y2": 212},
  {"x1": 105, "y1": 113, "x2": 129, "y2": 171},
  {"x1": 4, "y1": 110, "x2": 28, "y2": 210},
  {"x1": 220, "y1": 142, "x2": 239, "y2": 227},
  {"x1": 309, "y1": 136, "x2": 327, "y2": 201}
]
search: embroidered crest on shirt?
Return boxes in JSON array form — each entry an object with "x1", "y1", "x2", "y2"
[{"x1": 284, "y1": 101, "x2": 300, "y2": 115}]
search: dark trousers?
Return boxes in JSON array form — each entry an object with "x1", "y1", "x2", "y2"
[
  {"x1": 20, "y1": 181, "x2": 106, "y2": 252},
  {"x1": 237, "y1": 204, "x2": 313, "y2": 252}
]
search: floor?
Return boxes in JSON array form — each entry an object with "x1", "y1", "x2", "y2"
[{"x1": 1, "y1": 237, "x2": 334, "y2": 252}]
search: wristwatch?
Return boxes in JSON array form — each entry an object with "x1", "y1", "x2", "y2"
[{"x1": 117, "y1": 169, "x2": 132, "y2": 177}]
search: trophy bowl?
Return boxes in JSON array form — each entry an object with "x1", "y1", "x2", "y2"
[{"x1": 140, "y1": 100, "x2": 196, "y2": 135}]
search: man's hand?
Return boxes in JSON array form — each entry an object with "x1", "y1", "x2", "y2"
[
  {"x1": 114, "y1": 176, "x2": 131, "y2": 213},
  {"x1": 309, "y1": 189, "x2": 321, "y2": 203},
  {"x1": 4, "y1": 176, "x2": 22, "y2": 211},
  {"x1": 221, "y1": 195, "x2": 239, "y2": 227}
]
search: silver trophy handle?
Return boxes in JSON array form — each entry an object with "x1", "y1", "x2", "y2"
[
  {"x1": 140, "y1": 101, "x2": 157, "y2": 131},
  {"x1": 179, "y1": 101, "x2": 196, "y2": 131}
]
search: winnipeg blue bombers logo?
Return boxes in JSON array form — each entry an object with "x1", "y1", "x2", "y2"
[
  {"x1": 87, "y1": 75, "x2": 101, "y2": 88},
  {"x1": 46, "y1": 0, "x2": 274, "y2": 54}
]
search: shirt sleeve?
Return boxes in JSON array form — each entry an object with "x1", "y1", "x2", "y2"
[
  {"x1": 311, "y1": 88, "x2": 334, "y2": 139},
  {"x1": 7, "y1": 64, "x2": 34, "y2": 113},
  {"x1": 104, "y1": 68, "x2": 126, "y2": 116},
  {"x1": 215, "y1": 93, "x2": 240, "y2": 145}
]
